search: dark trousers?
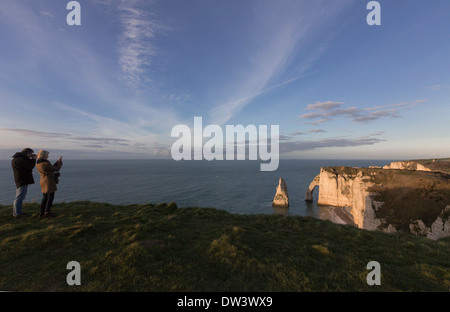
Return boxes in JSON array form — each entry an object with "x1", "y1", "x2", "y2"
[{"x1": 40, "y1": 192, "x2": 55, "y2": 214}]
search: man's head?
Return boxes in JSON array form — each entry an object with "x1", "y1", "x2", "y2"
[{"x1": 21, "y1": 148, "x2": 34, "y2": 157}]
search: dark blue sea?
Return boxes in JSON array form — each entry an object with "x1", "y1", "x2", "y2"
[{"x1": 0, "y1": 159, "x2": 391, "y2": 220}]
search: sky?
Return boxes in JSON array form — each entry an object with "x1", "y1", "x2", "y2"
[{"x1": 0, "y1": 0, "x2": 449, "y2": 161}]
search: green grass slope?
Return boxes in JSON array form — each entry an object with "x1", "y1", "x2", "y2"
[{"x1": 1, "y1": 201, "x2": 449, "y2": 292}]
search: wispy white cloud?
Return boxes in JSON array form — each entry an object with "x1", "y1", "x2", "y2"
[
  {"x1": 0, "y1": 128, "x2": 70, "y2": 138},
  {"x1": 0, "y1": 0, "x2": 122, "y2": 106},
  {"x1": 118, "y1": 1, "x2": 170, "y2": 88},
  {"x1": 40, "y1": 11, "x2": 54, "y2": 18},
  {"x1": 309, "y1": 129, "x2": 327, "y2": 133},
  {"x1": 91, "y1": 0, "x2": 114, "y2": 5},
  {"x1": 0, "y1": 122, "x2": 169, "y2": 156},
  {"x1": 280, "y1": 134, "x2": 386, "y2": 153},
  {"x1": 306, "y1": 118, "x2": 332, "y2": 126},
  {"x1": 306, "y1": 101, "x2": 344, "y2": 111},
  {"x1": 0, "y1": 0, "x2": 181, "y2": 156},
  {"x1": 429, "y1": 84, "x2": 450, "y2": 91},
  {"x1": 209, "y1": 73, "x2": 316, "y2": 126},
  {"x1": 299, "y1": 100, "x2": 423, "y2": 124},
  {"x1": 50, "y1": 102, "x2": 176, "y2": 154},
  {"x1": 208, "y1": 1, "x2": 354, "y2": 125}
]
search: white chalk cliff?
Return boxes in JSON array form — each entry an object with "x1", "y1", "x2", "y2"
[
  {"x1": 306, "y1": 163, "x2": 450, "y2": 240},
  {"x1": 426, "y1": 205, "x2": 450, "y2": 240},
  {"x1": 382, "y1": 161, "x2": 432, "y2": 171},
  {"x1": 306, "y1": 167, "x2": 382, "y2": 230}
]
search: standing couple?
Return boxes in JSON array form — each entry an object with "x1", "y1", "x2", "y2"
[{"x1": 11, "y1": 148, "x2": 63, "y2": 219}]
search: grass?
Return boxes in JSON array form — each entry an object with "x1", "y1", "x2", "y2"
[{"x1": 1, "y1": 201, "x2": 449, "y2": 292}]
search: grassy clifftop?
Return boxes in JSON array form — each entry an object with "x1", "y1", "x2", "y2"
[
  {"x1": 1, "y1": 201, "x2": 449, "y2": 292},
  {"x1": 413, "y1": 158, "x2": 450, "y2": 173},
  {"x1": 369, "y1": 169, "x2": 450, "y2": 231}
]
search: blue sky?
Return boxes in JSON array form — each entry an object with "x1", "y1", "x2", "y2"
[{"x1": 0, "y1": 0, "x2": 449, "y2": 160}]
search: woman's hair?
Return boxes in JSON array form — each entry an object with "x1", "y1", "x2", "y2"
[{"x1": 37, "y1": 150, "x2": 50, "y2": 159}]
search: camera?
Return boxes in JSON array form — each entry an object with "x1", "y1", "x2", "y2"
[{"x1": 54, "y1": 172, "x2": 61, "y2": 184}]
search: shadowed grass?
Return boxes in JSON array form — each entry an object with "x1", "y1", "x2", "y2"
[{"x1": 0, "y1": 201, "x2": 449, "y2": 292}]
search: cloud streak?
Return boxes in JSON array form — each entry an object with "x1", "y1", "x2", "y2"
[
  {"x1": 0, "y1": 128, "x2": 70, "y2": 138},
  {"x1": 209, "y1": 73, "x2": 314, "y2": 125},
  {"x1": 280, "y1": 135, "x2": 386, "y2": 153},
  {"x1": 309, "y1": 129, "x2": 326, "y2": 133},
  {"x1": 430, "y1": 84, "x2": 449, "y2": 91},
  {"x1": 208, "y1": 1, "x2": 354, "y2": 125},
  {"x1": 0, "y1": 127, "x2": 140, "y2": 149},
  {"x1": 118, "y1": 1, "x2": 169, "y2": 88},
  {"x1": 299, "y1": 100, "x2": 423, "y2": 124}
]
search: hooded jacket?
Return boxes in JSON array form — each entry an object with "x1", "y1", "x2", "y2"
[{"x1": 11, "y1": 152, "x2": 36, "y2": 188}]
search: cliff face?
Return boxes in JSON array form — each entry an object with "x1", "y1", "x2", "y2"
[
  {"x1": 314, "y1": 167, "x2": 383, "y2": 230},
  {"x1": 307, "y1": 164, "x2": 450, "y2": 239},
  {"x1": 427, "y1": 205, "x2": 450, "y2": 240},
  {"x1": 383, "y1": 161, "x2": 432, "y2": 172}
]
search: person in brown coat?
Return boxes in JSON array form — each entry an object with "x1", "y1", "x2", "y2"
[{"x1": 36, "y1": 150, "x2": 63, "y2": 218}]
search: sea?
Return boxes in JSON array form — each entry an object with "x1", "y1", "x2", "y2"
[{"x1": 0, "y1": 159, "x2": 391, "y2": 221}]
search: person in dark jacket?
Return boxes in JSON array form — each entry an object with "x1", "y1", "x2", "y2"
[{"x1": 11, "y1": 148, "x2": 37, "y2": 218}]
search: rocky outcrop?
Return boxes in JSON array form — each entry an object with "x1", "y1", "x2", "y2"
[
  {"x1": 306, "y1": 166, "x2": 450, "y2": 240},
  {"x1": 272, "y1": 178, "x2": 289, "y2": 208},
  {"x1": 383, "y1": 161, "x2": 432, "y2": 171},
  {"x1": 427, "y1": 205, "x2": 450, "y2": 240},
  {"x1": 408, "y1": 206, "x2": 450, "y2": 239},
  {"x1": 305, "y1": 175, "x2": 320, "y2": 202}
]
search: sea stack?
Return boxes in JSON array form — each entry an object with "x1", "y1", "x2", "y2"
[{"x1": 272, "y1": 178, "x2": 289, "y2": 208}]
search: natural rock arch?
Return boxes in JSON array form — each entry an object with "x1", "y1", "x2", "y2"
[{"x1": 305, "y1": 175, "x2": 320, "y2": 202}]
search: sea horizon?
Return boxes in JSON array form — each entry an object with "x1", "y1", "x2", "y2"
[{"x1": 0, "y1": 158, "x2": 394, "y2": 221}]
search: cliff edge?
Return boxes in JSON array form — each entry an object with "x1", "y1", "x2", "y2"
[{"x1": 306, "y1": 159, "x2": 450, "y2": 239}]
